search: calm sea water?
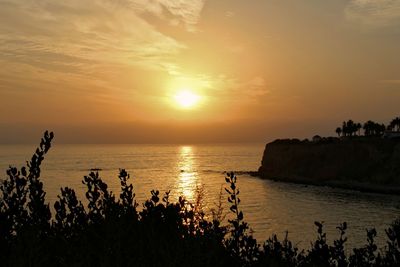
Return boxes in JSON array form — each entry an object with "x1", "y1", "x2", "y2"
[{"x1": 1, "y1": 143, "x2": 399, "y2": 250}]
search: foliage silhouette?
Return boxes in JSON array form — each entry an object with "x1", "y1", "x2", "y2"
[
  {"x1": 389, "y1": 117, "x2": 400, "y2": 132},
  {"x1": 1, "y1": 131, "x2": 400, "y2": 266},
  {"x1": 335, "y1": 116, "x2": 400, "y2": 138}
]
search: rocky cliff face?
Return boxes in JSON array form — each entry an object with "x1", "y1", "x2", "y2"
[{"x1": 258, "y1": 138, "x2": 400, "y2": 189}]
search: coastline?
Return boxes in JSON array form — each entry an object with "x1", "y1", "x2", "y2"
[
  {"x1": 255, "y1": 138, "x2": 400, "y2": 196},
  {"x1": 250, "y1": 172, "x2": 400, "y2": 195}
]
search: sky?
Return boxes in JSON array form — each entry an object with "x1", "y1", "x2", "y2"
[{"x1": 0, "y1": 0, "x2": 399, "y2": 144}]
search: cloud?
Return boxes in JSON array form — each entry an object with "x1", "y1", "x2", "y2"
[
  {"x1": 202, "y1": 74, "x2": 269, "y2": 101},
  {"x1": 345, "y1": 0, "x2": 400, "y2": 27},
  {"x1": 126, "y1": 0, "x2": 205, "y2": 31},
  {"x1": 0, "y1": 0, "x2": 205, "y2": 91},
  {"x1": 244, "y1": 76, "x2": 270, "y2": 97},
  {"x1": 225, "y1": 11, "x2": 235, "y2": 18},
  {"x1": 157, "y1": 0, "x2": 205, "y2": 31}
]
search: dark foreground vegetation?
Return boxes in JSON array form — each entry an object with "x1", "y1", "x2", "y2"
[{"x1": 1, "y1": 132, "x2": 400, "y2": 266}]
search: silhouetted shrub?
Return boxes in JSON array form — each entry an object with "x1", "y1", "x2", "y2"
[{"x1": 1, "y1": 131, "x2": 400, "y2": 266}]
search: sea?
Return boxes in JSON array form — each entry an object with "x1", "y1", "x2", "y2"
[{"x1": 1, "y1": 143, "x2": 399, "y2": 250}]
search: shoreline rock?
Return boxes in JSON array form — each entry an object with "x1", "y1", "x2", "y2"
[{"x1": 257, "y1": 137, "x2": 400, "y2": 195}]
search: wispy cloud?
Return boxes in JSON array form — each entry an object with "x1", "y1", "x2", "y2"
[
  {"x1": 0, "y1": 0, "x2": 205, "y2": 92},
  {"x1": 129, "y1": 0, "x2": 205, "y2": 31},
  {"x1": 202, "y1": 74, "x2": 270, "y2": 102},
  {"x1": 345, "y1": 0, "x2": 400, "y2": 27},
  {"x1": 225, "y1": 11, "x2": 235, "y2": 18}
]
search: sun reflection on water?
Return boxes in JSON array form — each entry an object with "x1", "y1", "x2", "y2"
[{"x1": 176, "y1": 146, "x2": 198, "y2": 201}]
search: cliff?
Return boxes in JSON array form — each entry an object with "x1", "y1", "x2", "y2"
[{"x1": 258, "y1": 138, "x2": 400, "y2": 194}]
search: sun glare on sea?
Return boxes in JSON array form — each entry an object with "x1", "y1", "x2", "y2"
[{"x1": 174, "y1": 90, "x2": 200, "y2": 109}]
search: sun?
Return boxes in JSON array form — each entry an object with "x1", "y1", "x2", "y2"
[{"x1": 174, "y1": 90, "x2": 200, "y2": 109}]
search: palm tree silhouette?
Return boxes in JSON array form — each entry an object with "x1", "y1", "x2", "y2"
[
  {"x1": 335, "y1": 127, "x2": 342, "y2": 137},
  {"x1": 390, "y1": 117, "x2": 400, "y2": 131},
  {"x1": 342, "y1": 121, "x2": 347, "y2": 136},
  {"x1": 356, "y1": 123, "x2": 362, "y2": 136},
  {"x1": 363, "y1": 121, "x2": 375, "y2": 136}
]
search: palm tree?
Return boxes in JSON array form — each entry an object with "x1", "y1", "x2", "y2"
[
  {"x1": 335, "y1": 127, "x2": 342, "y2": 137},
  {"x1": 390, "y1": 117, "x2": 400, "y2": 131},
  {"x1": 346, "y1": 120, "x2": 357, "y2": 136},
  {"x1": 363, "y1": 120, "x2": 375, "y2": 136},
  {"x1": 365, "y1": 121, "x2": 386, "y2": 136},
  {"x1": 340, "y1": 120, "x2": 360, "y2": 137},
  {"x1": 397, "y1": 117, "x2": 400, "y2": 131},
  {"x1": 342, "y1": 121, "x2": 348, "y2": 136},
  {"x1": 356, "y1": 123, "x2": 362, "y2": 136},
  {"x1": 378, "y1": 123, "x2": 386, "y2": 136}
]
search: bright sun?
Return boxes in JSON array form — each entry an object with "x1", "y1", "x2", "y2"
[{"x1": 174, "y1": 90, "x2": 200, "y2": 109}]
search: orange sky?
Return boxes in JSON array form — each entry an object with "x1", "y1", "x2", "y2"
[{"x1": 1, "y1": 0, "x2": 399, "y2": 143}]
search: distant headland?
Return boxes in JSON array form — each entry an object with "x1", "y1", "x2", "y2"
[{"x1": 258, "y1": 117, "x2": 400, "y2": 194}]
